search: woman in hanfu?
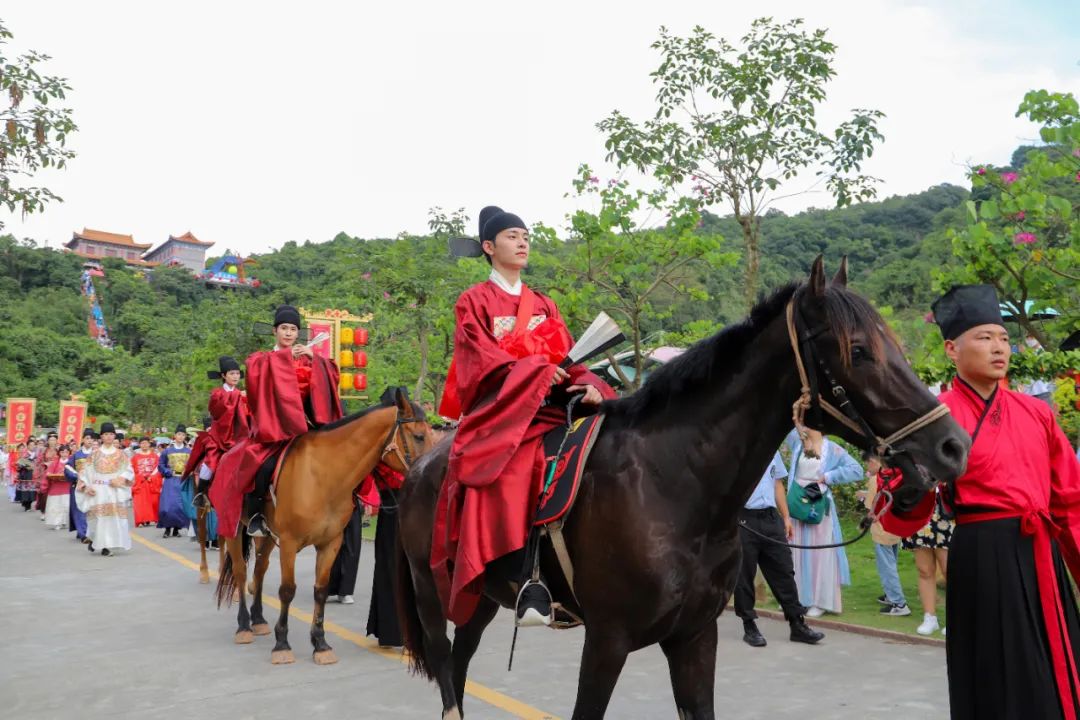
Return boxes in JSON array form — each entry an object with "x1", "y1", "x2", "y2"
[
  {"x1": 43, "y1": 446, "x2": 72, "y2": 530},
  {"x1": 76, "y1": 423, "x2": 134, "y2": 556}
]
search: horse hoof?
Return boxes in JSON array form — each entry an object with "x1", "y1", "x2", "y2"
[
  {"x1": 199, "y1": 571, "x2": 210, "y2": 584},
  {"x1": 234, "y1": 630, "x2": 254, "y2": 645},
  {"x1": 442, "y1": 708, "x2": 462, "y2": 720},
  {"x1": 252, "y1": 623, "x2": 272, "y2": 636},
  {"x1": 271, "y1": 649, "x2": 295, "y2": 665},
  {"x1": 312, "y1": 649, "x2": 338, "y2": 666}
]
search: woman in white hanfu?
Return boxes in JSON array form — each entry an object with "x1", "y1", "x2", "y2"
[{"x1": 76, "y1": 423, "x2": 134, "y2": 556}]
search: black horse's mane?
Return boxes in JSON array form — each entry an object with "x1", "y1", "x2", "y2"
[
  {"x1": 603, "y1": 279, "x2": 888, "y2": 424},
  {"x1": 316, "y1": 399, "x2": 425, "y2": 433}
]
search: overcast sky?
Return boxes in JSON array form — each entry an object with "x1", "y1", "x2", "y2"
[{"x1": 3, "y1": 0, "x2": 1078, "y2": 257}]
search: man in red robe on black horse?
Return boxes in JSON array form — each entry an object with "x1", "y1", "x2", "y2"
[
  {"x1": 431, "y1": 206, "x2": 617, "y2": 628},
  {"x1": 880, "y1": 285, "x2": 1080, "y2": 720},
  {"x1": 210, "y1": 305, "x2": 342, "y2": 538}
]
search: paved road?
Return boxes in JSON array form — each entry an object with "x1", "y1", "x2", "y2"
[{"x1": 1, "y1": 504, "x2": 949, "y2": 719}]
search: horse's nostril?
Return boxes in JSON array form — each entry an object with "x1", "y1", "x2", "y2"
[{"x1": 939, "y1": 437, "x2": 966, "y2": 466}]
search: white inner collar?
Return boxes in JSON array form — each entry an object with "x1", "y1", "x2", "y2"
[{"x1": 489, "y1": 268, "x2": 522, "y2": 296}]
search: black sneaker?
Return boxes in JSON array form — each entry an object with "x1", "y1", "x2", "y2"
[
  {"x1": 101, "y1": 548, "x2": 111, "y2": 556},
  {"x1": 879, "y1": 602, "x2": 912, "y2": 616},
  {"x1": 876, "y1": 594, "x2": 889, "y2": 606},
  {"x1": 742, "y1": 620, "x2": 767, "y2": 648},
  {"x1": 515, "y1": 582, "x2": 552, "y2": 627},
  {"x1": 87, "y1": 542, "x2": 95, "y2": 553},
  {"x1": 789, "y1": 618, "x2": 824, "y2": 645},
  {"x1": 247, "y1": 514, "x2": 269, "y2": 538}
]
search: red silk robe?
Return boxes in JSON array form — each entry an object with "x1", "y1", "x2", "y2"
[
  {"x1": 880, "y1": 379, "x2": 1080, "y2": 717},
  {"x1": 131, "y1": 450, "x2": 161, "y2": 525},
  {"x1": 183, "y1": 386, "x2": 251, "y2": 478},
  {"x1": 430, "y1": 281, "x2": 616, "y2": 624},
  {"x1": 210, "y1": 349, "x2": 342, "y2": 537}
]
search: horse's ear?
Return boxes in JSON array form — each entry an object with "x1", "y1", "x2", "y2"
[
  {"x1": 394, "y1": 387, "x2": 412, "y2": 415},
  {"x1": 831, "y1": 256, "x2": 848, "y2": 289},
  {"x1": 808, "y1": 255, "x2": 827, "y2": 298}
]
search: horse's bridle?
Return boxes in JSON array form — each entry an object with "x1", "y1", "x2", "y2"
[
  {"x1": 380, "y1": 409, "x2": 426, "y2": 471},
  {"x1": 785, "y1": 299, "x2": 951, "y2": 459}
]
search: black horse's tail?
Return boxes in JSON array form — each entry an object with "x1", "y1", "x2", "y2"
[
  {"x1": 214, "y1": 533, "x2": 251, "y2": 608},
  {"x1": 395, "y1": 532, "x2": 435, "y2": 679}
]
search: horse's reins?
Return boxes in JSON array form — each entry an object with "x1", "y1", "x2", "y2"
[{"x1": 738, "y1": 298, "x2": 951, "y2": 551}]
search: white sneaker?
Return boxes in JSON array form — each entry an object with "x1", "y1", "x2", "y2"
[
  {"x1": 805, "y1": 606, "x2": 825, "y2": 618},
  {"x1": 327, "y1": 595, "x2": 340, "y2": 603},
  {"x1": 341, "y1": 595, "x2": 354, "y2": 605},
  {"x1": 916, "y1": 613, "x2": 939, "y2": 636},
  {"x1": 941, "y1": 627, "x2": 946, "y2": 637}
]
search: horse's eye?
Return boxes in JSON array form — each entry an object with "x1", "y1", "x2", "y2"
[
  {"x1": 851, "y1": 345, "x2": 869, "y2": 364},
  {"x1": 413, "y1": 433, "x2": 425, "y2": 443}
]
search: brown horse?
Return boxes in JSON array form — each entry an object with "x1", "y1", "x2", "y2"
[
  {"x1": 396, "y1": 258, "x2": 972, "y2": 719},
  {"x1": 215, "y1": 387, "x2": 433, "y2": 665}
]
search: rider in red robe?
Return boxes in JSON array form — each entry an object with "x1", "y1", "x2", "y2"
[
  {"x1": 431, "y1": 206, "x2": 616, "y2": 627},
  {"x1": 210, "y1": 305, "x2": 342, "y2": 538},
  {"x1": 878, "y1": 285, "x2": 1080, "y2": 720},
  {"x1": 183, "y1": 356, "x2": 251, "y2": 506},
  {"x1": 130, "y1": 437, "x2": 161, "y2": 526}
]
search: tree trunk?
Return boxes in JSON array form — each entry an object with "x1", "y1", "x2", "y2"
[
  {"x1": 415, "y1": 326, "x2": 429, "y2": 402},
  {"x1": 741, "y1": 216, "x2": 760, "y2": 308}
]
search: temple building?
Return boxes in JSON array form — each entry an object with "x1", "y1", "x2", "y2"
[
  {"x1": 65, "y1": 228, "x2": 156, "y2": 269},
  {"x1": 142, "y1": 231, "x2": 215, "y2": 272}
]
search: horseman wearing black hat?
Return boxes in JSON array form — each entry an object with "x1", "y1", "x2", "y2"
[
  {"x1": 431, "y1": 206, "x2": 616, "y2": 628},
  {"x1": 210, "y1": 305, "x2": 342, "y2": 539},
  {"x1": 879, "y1": 284, "x2": 1080, "y2": 720}
]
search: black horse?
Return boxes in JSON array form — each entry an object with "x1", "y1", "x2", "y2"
[{"x1": 396, "y1": 258, "x2": 970, "y2": 719}]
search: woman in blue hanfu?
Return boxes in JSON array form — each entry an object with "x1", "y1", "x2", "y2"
[{"x1": 785, "y1": 427, "x2": 863, "y2": 617}]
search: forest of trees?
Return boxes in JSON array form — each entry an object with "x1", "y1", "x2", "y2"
[{"x1": 1, "y1": 169, "x2": 1074, "y2": 439}]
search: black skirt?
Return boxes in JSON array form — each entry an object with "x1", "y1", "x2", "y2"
[
  {"x1": 366, "y1": 490, "x2": 402, "y2": 646},
  {"x1": 947, "y1": 517, "x2": 1080, "y2": 720}
]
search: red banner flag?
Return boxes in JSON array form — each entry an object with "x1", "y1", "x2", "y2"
[
  {"x1": 6, "y1": 398, "x2": 36, "y2": 445},
  {"x1": 58, "y1": 401, "x2": 88, "y2": 444}
]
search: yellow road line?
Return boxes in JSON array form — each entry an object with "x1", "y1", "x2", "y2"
[{"x1": 131, "y1": 533, "x2": 559, "y2": 720}]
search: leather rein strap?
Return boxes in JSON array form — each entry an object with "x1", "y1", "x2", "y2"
[{"x1": 785, "y1": 299, "x2": 951, "y2": 458}]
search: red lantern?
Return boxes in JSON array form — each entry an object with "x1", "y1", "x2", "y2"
[
  {"x1": 354, "y1": 327, "x2": 369, "y2": 346},
  {"x1": 353, "y1": 373, "x2": 367, "y2": 391},
  {"x1": 354, "y1": 350, "x2": 367, "y2": 368}
]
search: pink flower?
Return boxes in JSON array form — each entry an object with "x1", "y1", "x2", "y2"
[
  {"x1": 1001, "y1": 172, "x2": 1019, "y2": 185},
  {"x1": 1075, "y1": 171, "x2": 1080, "y2": 182},
  {"x1": 976, "y1": 167, "x2": 986, "y2": 176},
  {"x1": 408, "y1": 302, "x2": 417, "y2": 309},
  {"x1": 382, "y1": 291, "x2": 391, "y2": 300},
  {"x1": 361, "y1": 272, "x2": 371, "y2": 280},
  {"x1": 588, "y1": 176, "x2": 599, "y2": 185},
  {"x1": 1015, "y1": 210, "x2": 1025, "y2": 220},
  {"x1": 1014, "y1": 232, "x2": 1037, "y2": 245},
  {"x1": 924, "y1": 311, "x2": 935, "y2": 324},
  {"x1": 1073, "y1": 148, "x2": 1080, "y2": 158}
]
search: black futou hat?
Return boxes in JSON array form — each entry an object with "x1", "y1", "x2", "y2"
[
  {"x1": 931, "y1": 285, "x2": 1006, "y2": 340},
  {"x1": 479, "y1": 206, "x2": 526, "y2": 242},
  {"x1": 208, "y1": 355, "x2": 244, "y2": 380},
  {"x1": 99, "y1": 422, "x2": 116, "y2": 435},
  {"x1": 174, "y1": 424, "x2": 188, "y2": 436},
  {"x1": 274, "y1": 305, "x2": 302, "y2": 328},
  {"x1": 448, "y1": 206, "x2": 528, "y2": 259}
]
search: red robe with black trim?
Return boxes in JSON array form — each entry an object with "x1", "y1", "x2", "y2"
[
  {"x1": 430, "y1": 280, "x2": 616, "y2": 624},
  {"x1": 183, "y1": 385, "x2": 251, "y2": 478},
  {"x1": 210, "y1": 349, "x2": 342, "y2": 537},
  {"x1": 880, "y1": 379, "x2": 1080, "y2": 716}
]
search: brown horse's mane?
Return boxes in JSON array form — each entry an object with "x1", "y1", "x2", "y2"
[
  {"x1": 603, "y1": 279, "x2": 890, "y2": 424},
  {"x1": 315, "y1": 399, "x2": 426, "y2": 433}
]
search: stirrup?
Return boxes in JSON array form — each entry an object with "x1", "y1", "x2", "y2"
[
  {"x1": 514, "y1": 579, "x2": 553, "y2": 628},
  {"x1": 246, "y1": 514, "x2": 275, "y2": 541},
  {"x1": 192, "y1": 492, "x2": 209, "y2": 510}
]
